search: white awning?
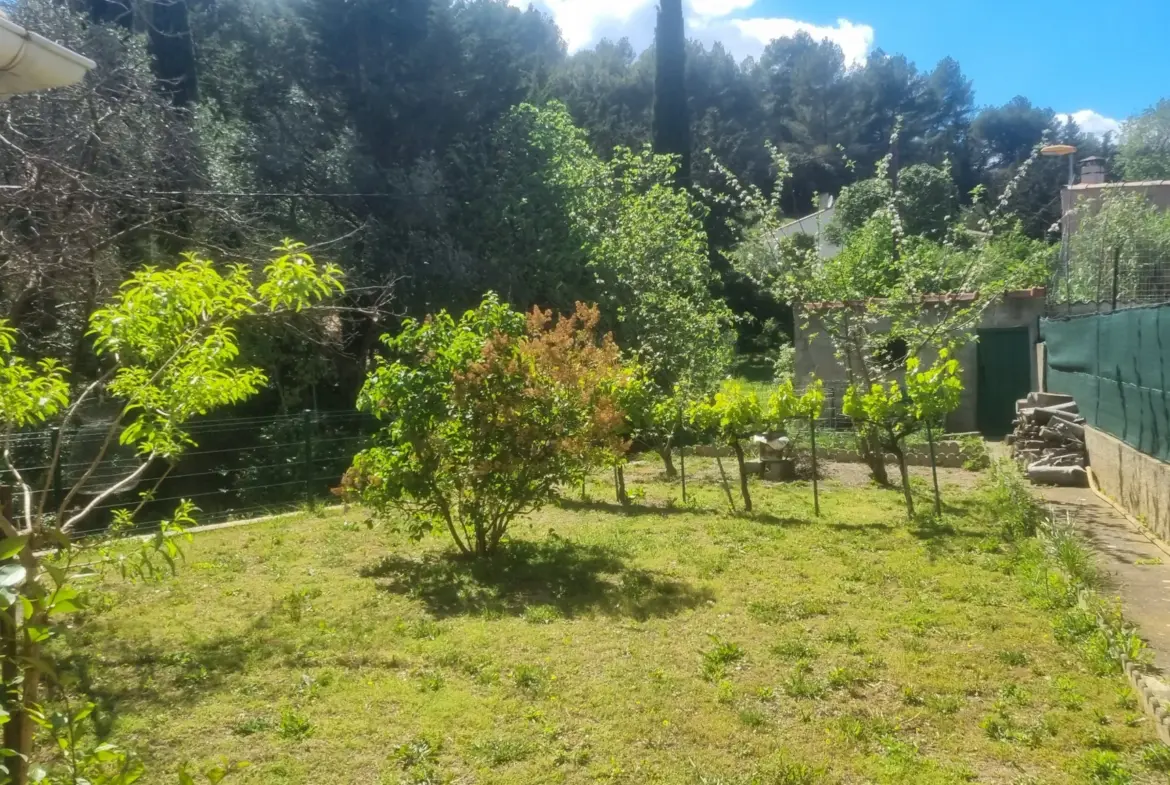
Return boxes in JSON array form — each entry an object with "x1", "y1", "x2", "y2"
[{"x1": 0, "y1": 15, "x2": 95, "y2": 97}]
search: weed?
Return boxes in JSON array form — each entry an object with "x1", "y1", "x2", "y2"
[
  {"x1": 278, "y1": 587, "x2": 322, "y2": 623},
  {"x1": 231, "y1": 715, "x2": 273, "y2": 736},
  {"x1": 523, "y1": 604, "x2": 562, "y2": 624},
  {"x1": 771, "y1": 637, "x2": 816, "y2": 661},
  {"x1": 702, "y1": 636, "x2": 746, "y2": 681},
  {"x1": 826, "y1": 665, "x2": 867, "y2": 691},
  {"x1": 738, "y1": 706, "x2": 769, "y2": 729},
  {"x1": 1085, "y1": 726, "x2": 1122, "y2": 751},
  {"x1": 1079, "y1": 750, "x2": 1132, "y2": 784},
  {"x1": 1056, "y1": 675, "x2": 1086, "y2": 711},
  {"x1": 278, "y1": 707, "x2": 314, "y2": 740},
  {"x1": 782, "y1": 660, "x2": 825, "y2": 700},
  {"x1": 748, "y1": 598, "x2": 830, "y2": 624},
  {"x1": 470, "y1": 736, "x2": 534, "y2": 766},
  {"x1": 716, "y1": 680, "x2": 735, "y2": 704},
  {"x1": 998, "y1": 682, "x2": 1031, "y2": 706},
  {"x1": 1134, "y1": 557, "x2": 1163, "y2": 566},
  {"x1": 900, "y1": 685, "x2": 924, "y2": 706},
  {"x1": 925, "y1": 693, "x2": 962, "y2": 714},
  {"x1": 1139, "y1": 742, "x2": 1170, "y2": 772},
  {"x1": 823, "y1": 625, "x2": 860, "y2": 646},
  {"x1": 997, "y1": 650, "x2": 1029, "y2": 667},
  {"x1": 416, "y1": 669, "x2": 445, "y2": 692},
  {"x1": 405, "y1": 618, "x2": 443, "y2": 640},
  {"x1": 392, "y1": 736, "x2": 440, "y2": 768},
  {"x1": 1115, "y1": 687, "x2": 1138, "y2": 712},
  {"x1": 511, "y1": 663, "x2": 549, "y2": 693}
]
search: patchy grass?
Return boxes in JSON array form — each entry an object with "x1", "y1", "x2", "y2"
[{"x1": 70, "y1": 459, "x2": 1166, "y2": 783}]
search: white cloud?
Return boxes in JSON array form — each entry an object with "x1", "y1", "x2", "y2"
[
  {"x1": 511, "y1": 0, "x2": 875, "y2": 65},
  {"x1": 730, "y1": 17, "x2": 874, "y2": 66},
  {"x1": 1056, "y1": 109, "x2": 1122, "y2": 138},
  {"x1": 510, "y1": 0, "x2": 655, "y2": 51},
  {"x1": 687, "y1": 0, "x2": 756, "y2": 20}
]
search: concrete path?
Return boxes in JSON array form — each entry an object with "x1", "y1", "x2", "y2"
[{"x1": 1038, "y1": 485, "x2": 1170, "y2": 672}]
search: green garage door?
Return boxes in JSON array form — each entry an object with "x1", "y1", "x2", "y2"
[{"x1": 976, "y1": 327, "x2": 1033, "y2": 438}]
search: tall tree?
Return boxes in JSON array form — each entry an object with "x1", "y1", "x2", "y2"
[
  {"x1": 653, "y1": 0, "x2": 690, "y2": 184},
  {"x1": 1118, "y1": 99, "x2": 1170, "y2": 180}
]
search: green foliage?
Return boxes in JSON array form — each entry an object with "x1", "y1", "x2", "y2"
[
  {"x1": 350, "y1": 296, "x2": 627, "y2": 557},
  {"x1": 516, "y1": 102, "x2": 733, "y2": 394},
  {"x1": 1118, "y1": 99, "x2": 1170, "y2": 181},
  {"x1": 844, "y1": 352, "x2": 962, "y2": 515},
  {"x1": 87, "y1": 241, "x2": 342, "y2": 457},
  {"x1": 0, "y1": 244, "x2": 340, "y2": 785},
  {"x1": 986, "y1": 458, "x2": 1045, "y2": 539},
  {"x1": 0, "y1": 322, "x2": 69, "y2": 428},
  {"x1": 905, "y1": 351, "x2": 962, "y2": 423},
  {"x1": 687, "y1": 379, "x2": 765, "y2": 509},
  {"x1": 701, "y1": 635, "x2": 746, "y2": 680},
  {"x1": 1064, "y1": 190, "x2": 1170, "y2": 304},
  {"x1": 767, "y1": 377, "x2": 824, "y2": 425},
  {"x1": 831, "y1": 163, "x2": 957, "y2": 241}
]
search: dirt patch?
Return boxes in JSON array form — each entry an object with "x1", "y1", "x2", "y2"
[{"x1": 821, "y1": 460, "x2": 984, "y2": 491}]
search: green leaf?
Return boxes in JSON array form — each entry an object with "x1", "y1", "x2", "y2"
[
  {"x1": 0, "y1": 537, "x2": 27, "y2": 561},
  {"x1": 26, "y1": 626, "x2": 51, "y2": 643},
  {"x1": 45, "y1": 564, "x2": 66, "y2": 588}
]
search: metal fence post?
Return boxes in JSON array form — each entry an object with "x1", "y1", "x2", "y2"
[
  {"x1": 302, "y1": 409, "x2": 314, "y2": 502},
  {"x1": 49, "y1": 427, "x2": 63, "y2": 513}
]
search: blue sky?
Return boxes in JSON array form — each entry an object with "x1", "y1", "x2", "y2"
[{"x1": 513, "y1": 0, "x2": 1170, "y2": 134}]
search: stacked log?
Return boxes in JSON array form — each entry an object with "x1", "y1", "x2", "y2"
[{"x1": 1006, "y1": 392, "x2": 1088, "y2": 487}]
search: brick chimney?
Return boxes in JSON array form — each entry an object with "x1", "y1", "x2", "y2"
[{"x1": 1079, "y1": 156, "x2": 1107, "y2": 185}]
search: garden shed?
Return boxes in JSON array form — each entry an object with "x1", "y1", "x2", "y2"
[{"x1": 794, "y1": 288, "x2": 1048, "y2": 436}]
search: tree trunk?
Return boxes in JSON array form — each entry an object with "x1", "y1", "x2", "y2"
[
  {"x1": 860, "y1": 431, "x2": 890, "y2": 486},
  {"x1": 731, "y1": 440, "x2": 752, "y2": 512},
  {"x1": 658, "y1": 445, "x2": 677, "y2": 479},
  {"x1": 893, "y1": 447, "x2": 914, "y2": 518},
  {"x1": 475, "y1": 524, "x2": 488, "y2": 557},
  {"x1": 715, "y1": 456, "x2": 736, "y2": 512},
  {"x1": 614, "y1": 465, "x2": 629, "y2": 505}
]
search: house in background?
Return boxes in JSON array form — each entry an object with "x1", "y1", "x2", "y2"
[
  {"x1": 773, "y1": 194, "x2": 841, "y2": 259},
  {"x1": 0, "y1": 13, "x2": 94, "y2": 98}
]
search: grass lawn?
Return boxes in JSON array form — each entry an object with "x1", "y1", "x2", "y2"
[{"x1": 71, "y1": 459, "x2": 1168, "y2": 784}]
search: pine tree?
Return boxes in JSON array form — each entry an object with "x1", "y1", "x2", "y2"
[{"x1": 653, "y1": 0, "x2": 690, "y2": 186}]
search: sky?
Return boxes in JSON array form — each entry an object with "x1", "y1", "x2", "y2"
[{"x1": 512, "y1": 0, "x2": 1170, "y2": 136}]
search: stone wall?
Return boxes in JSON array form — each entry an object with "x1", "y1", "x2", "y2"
[{"x1": 1085, "y1": 425, "x2": 1170, "y2": 543}]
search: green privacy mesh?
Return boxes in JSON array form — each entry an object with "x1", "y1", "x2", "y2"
[{"x1": 1041, "y1": 305, "x2": 1170, "y2": 462}]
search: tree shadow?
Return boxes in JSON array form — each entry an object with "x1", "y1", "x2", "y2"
[
  {"x1": 739, "y1": 511, "x2": 813, "y2": 527},
  {"x1": 360, "y1": 537, "x2": 713, "y2": 621},
  {"x1": 827, "y1": 521, "x2": 894, "y2": 533},
  {"x1": 555, "y1": 498, "x2": 696, "y2": 517}
]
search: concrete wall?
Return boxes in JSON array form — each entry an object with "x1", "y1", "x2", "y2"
[
  {"x1": 1085, "y1": 425, "x2": 1170, "y2": 543},
  {"x1": 795, "y1": 293, "x2": 1047, "y2": 433}
]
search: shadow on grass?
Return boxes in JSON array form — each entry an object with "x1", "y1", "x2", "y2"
[
  {"x1": 827, "y1": 521, "x2": 894, "y2": 533},
  {"x1": 739, "y1": 511, "x2": 813, "y2": 527},
  {"x1": 554, "y1": 498, "x2": 695, "y2": 517},
  {"x1": 360, "y1": 537, "x2": 713, "y2": 621}
]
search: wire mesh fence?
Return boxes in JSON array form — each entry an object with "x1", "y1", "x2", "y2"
[
  {"x1": 1048, "y1": 190, "x2": 1170, "y2": 315},
  {"x1": 1, "y1": 409, "x2": 377, "y2": 539}
]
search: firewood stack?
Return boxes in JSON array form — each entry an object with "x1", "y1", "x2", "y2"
[{"x1": 1006, "y1": 392, "x2": 1089, "y2": 487}]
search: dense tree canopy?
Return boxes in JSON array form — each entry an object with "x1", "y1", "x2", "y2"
[{"x1": 0, "y1": 0, "x2": 1146, "y2": 399}]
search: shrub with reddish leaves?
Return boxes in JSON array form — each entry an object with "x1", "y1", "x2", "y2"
[{"x1": 349, "y1": 294, "x2": 628, "y2": 557}]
